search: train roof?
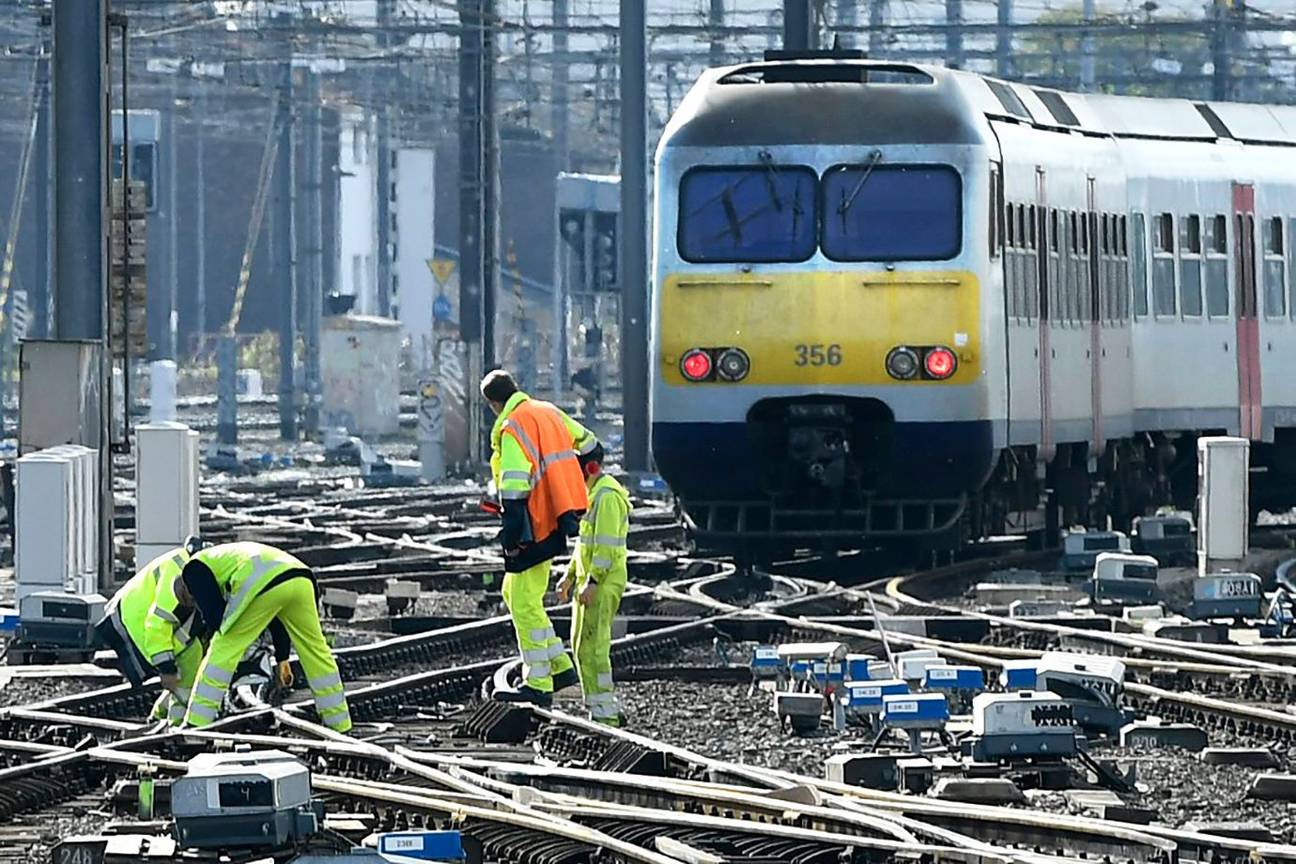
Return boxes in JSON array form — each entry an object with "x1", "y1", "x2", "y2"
[
  {"x1": 661, "y1": 58, "x2": 1296, "y2": 150},
  {"x1": 661, "y1": 61, "x2": 985, "y2": 148}
]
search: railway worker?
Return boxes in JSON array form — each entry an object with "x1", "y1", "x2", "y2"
[
  {"x1": 556, "y1": 442, "x2": 630, "y2": 726},
  {"x1": 481, "y1": 368, "x2": 597, "y2": 706},
  {"x1": 179, "y1": 541, "x2": 352, "y2": 734},
  {"x1": 95, "y1": 537, "x2": 204, "y2": 725}
]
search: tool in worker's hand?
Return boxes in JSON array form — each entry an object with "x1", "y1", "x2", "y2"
[{"x1": 480, "y1": 480, "x2": 503, "y2": 516}]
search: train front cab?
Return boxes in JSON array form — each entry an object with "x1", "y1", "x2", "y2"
[{"x1": 648, "y1": 62, "x2": 1004, "y2": 552}]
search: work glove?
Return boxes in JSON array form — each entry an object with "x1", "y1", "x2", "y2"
[
  {"x1": 557, "y1": 575, "x2": 573, "y2": 603},
  {"x1": 578, "y1": 580, "x2": 598, "y2": 607},
  {"x1": 159, "y1": 673, "x2": 180, "y2": 693},
  {"x1": 276, "y1": 660, "x2": 294, "y2": 689}
]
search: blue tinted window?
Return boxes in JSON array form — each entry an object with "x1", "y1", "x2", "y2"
[
  {"x1": 821, "y1": 165, "x2": 962, "y2": 261},
  {"x1": 678, "y1": 165, "x2": 817, "y2": 263}
]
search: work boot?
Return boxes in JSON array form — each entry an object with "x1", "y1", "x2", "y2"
[
  {"x1": 551, "y1": 667, "x2": 580, "y2": 692},
  {"x1": 492, "y1": 685, "x2": 553, "y2": 708}
]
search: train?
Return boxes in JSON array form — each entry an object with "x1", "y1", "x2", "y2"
[{"x1": 649, "y1": 52, "x2": 1296, "y2": 558}]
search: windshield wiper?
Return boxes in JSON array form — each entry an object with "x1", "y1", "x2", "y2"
[
  {"x1": 720, "y1": 186, "x2": 743, "y2": 244},
  {"x1": 758, "y1": 151, "x2": 784, "y2": 212},
  {"x1": 837, "y1": 149, "x2": 884, "y2": 218}
]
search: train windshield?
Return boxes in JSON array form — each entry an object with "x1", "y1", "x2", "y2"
[
  {"x1": 677, "y1": 165, "x2": 817, "y2": 263},
  {"x1": 821, "y1": 164, "x2": 962, "y2": 262}
]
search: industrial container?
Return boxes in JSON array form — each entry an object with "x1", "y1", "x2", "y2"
[{"x1": 320, "y1": 314, "x2": 403, "y2": 436}]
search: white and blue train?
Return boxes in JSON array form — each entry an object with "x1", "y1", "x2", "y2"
[{"x1": 650, "y1": 54, "x2": 1296, "y2": 556}]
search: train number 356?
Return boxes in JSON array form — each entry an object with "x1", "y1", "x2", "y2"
[{"x1": 794, "y1": 344, "x2": 843, "y2": 367}]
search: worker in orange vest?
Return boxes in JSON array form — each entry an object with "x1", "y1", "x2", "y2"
[{"x1": 481, "y1": 369, "x2": 597, "y2": 707}]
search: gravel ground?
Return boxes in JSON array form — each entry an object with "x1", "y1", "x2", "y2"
[
  {"x1": 351, "y1": 590, "x2": 494, "y2": 621},
  {"x1": 0, "y1": 676, "x2": 107, "y2": 708},
  {"x1": 616, "y1": 680, "x2": 1296, "y2": 842}
]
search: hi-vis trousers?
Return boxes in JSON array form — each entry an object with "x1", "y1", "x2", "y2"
[
  {"x1": 151, "y1": 642, "x2": 202, "y2": 726},
  {"x1": 571, "y1": 573, "x2": 626, "y2": 724},
  {"x1": 501, "y1": 560, "x2": 573, "y2": 692},
  {"x1": 184, "y1": 577, "x2": 352, "y2": 732}
]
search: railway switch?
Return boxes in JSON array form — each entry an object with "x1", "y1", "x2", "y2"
[
  {"x1": 895, "y1": 648, "x2": 942, "y2": 683},
  {"x1": 1035, "y1": 653, "x2": 1129, "y2": 735},
  {"x1": 1192, "y1": 572, "x2": 1262, "y2": 620},
  {"x1": 1132, "y1": 513, "x2": 1195, "y2": 565},
  {"x1": 323, "y1": 588, "x2": 360, "y2": 621},
  {"x1": 968, "y1": 691, "x2": 1079, "y2": 762},
  {"x1": 845, "y1": 653, "x2": 890, "y2": 681},
  {"x1": 1091, "y1": 553, "x2": 1161, "y2": 604},
  {"x1": 171, "y1": 750, "x2": 321, "y2": 850},
  {"x1": 881, "y1": 692, "x2": 949, "y2": 753},
  {"x1": 1061, "y1": 530, "x2": 1131, "y2": 571},
  {"x1": 840, "y1": 678, "x2": 908, "y2": 731},
  {"x1": 922, "y1": 664, "x2": 985, "y2": 711},
  {"x1": 385, "y1": 580, "x2": 420, "y2": 616},
  {"x1": 749, "y1": 644, "x2": 784, "y2": 692},
  {"x1": 14, "y1": 591, "x2": 106, "y2": 663},
  {"x1": 775, "y1": 691, "x2": 824, "y2": 736}
]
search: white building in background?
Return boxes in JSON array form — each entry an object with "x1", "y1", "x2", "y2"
[
  {"x1": 393, "y1": 148, "x2": 437, "y2": 359},
  {"x1": 337, "y1": 109, "x2": 377, "y2": 313}
]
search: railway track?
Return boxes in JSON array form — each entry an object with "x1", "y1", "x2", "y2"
[{"x1": 9, "y1": 488, "x2": 1296, "y2": 863}]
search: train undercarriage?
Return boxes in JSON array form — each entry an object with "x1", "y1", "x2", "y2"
[{"x1": 671, "y1": 398, "x2": 1296, "y2": 562}]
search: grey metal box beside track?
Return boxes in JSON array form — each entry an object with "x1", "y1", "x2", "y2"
[{"x1": 171, "y1": 752, "x2": 317, "y2": 849}]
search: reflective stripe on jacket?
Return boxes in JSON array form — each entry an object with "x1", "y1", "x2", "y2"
[
  {"x1": 110, "y1": 547, "x2": 190, "y2": 663},
  {"x1": 489, "y1": 392, "x2": 591, "y2": 543},
  {"x1": 573, "y1": 473, "x2": 630, "y2": 586},
  {"x1": 190, "y1": 542, "x2": 307, "y2": 634}
]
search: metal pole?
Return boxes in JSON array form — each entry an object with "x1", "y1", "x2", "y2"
[
  {"x1": 619, "y1": 0, "x2": 648, "y2": 472},
  {"x1": 482, "y1": 0, "x2": 499, "y2": 383},
  {"x1": 32, "y1": 44, "x2": 50, "y2": 339},
  {"x1": 708, "y1": 0, "x2": 726, "y2": 66},
  {"x1": 945, "y1": 0, "x2": 964, "y2": 70},
  {"x1": 783, "y1": 0, "x2": 814, "y2": 51},
  {"x1": 458, "y1": 0, "x2": 485, "y2": 464},
  {"x1": 375, "y1": 0, "x2": 393, "y2": 319},
  {"x1": 1211, "y1": 0, "x2": 1231, "y2": 102},
  {"x1": 52, "y1": 0, "x2": 111, "y2": 590},
  {"x1": 1079, "y1": 0, "x2": 1096, "y2": 91},
  {"x1": 118, "y1": 20, "x2": 132, "y2": 443},
  {"x1": 995, "y1": 0, "x2": 1013, "y2": 78},
  {"x1": 276, "y1": 45, "x2": 297, "y2": 440},
  {"x1": 868, "y1": 0, "x2": 887, "y2": 58},
  {"x1": 551, "y1": 0, "x2": 569, "y2": 173},
  {"x1": 304, "y1": 77, "x2": 323, "y2": 434},
  {"x1": 837, "y1": 0, "x2": 858, "y2": 50},
  {"x1": 52, "y1": 0, "x2": 108, "y2": 343},
  {"x1": 165, "y1": 76, "x2": 178, "y2": 359},
  {"x1": 195, "y1": 89, "x2": 206, "y2": 356}
]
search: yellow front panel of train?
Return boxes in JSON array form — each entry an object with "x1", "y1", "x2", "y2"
[{"x1": 659, "y1": 270, "x2": 981, "y2": 386}]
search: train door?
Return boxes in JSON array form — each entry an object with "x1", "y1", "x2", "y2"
[
  {"x1": 992, "y1": 161, "x2": 1008, "y2": 426},
  {"x1": 1086, "y1": 178, "x2": 1103, "y2": 459},
  {"x1": 1035, "y1": 167, "x2": 1053, "y2": 459},
  {"x1": 1233, "y1": 183, "x2": 1262, "y2": 440}
]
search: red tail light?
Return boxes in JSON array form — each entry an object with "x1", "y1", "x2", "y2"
[
  {"x1": 681, "y1": 349, "x2": 713, "y2": 382},
  {"x1": 924, "y1": 346, "x2": 957, "y2": 379}
]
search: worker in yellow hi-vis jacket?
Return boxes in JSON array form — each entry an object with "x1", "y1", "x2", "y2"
[
  {"x1": 95, "y1": 538, "x2": 204, "y2": 725},
  {"x1": 179, "y1": 541, "x2": 351, "y2": 733},
  {"x1": 557, "y1": 442, "x2": 630, "y2": 726}
]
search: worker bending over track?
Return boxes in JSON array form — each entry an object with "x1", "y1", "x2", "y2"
[
  {"x1": 180, "y1": 541, "x2": 352, "y2": 733},
  {"x1": 482, "y1": 368, "x2": 598, "y2": 707},
  {"x1": 558, "y1": 443, "x2": 630, "y2": 726},
  {"x1": 96, "y1": 537, "x2": 204, "y2": 725}
]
